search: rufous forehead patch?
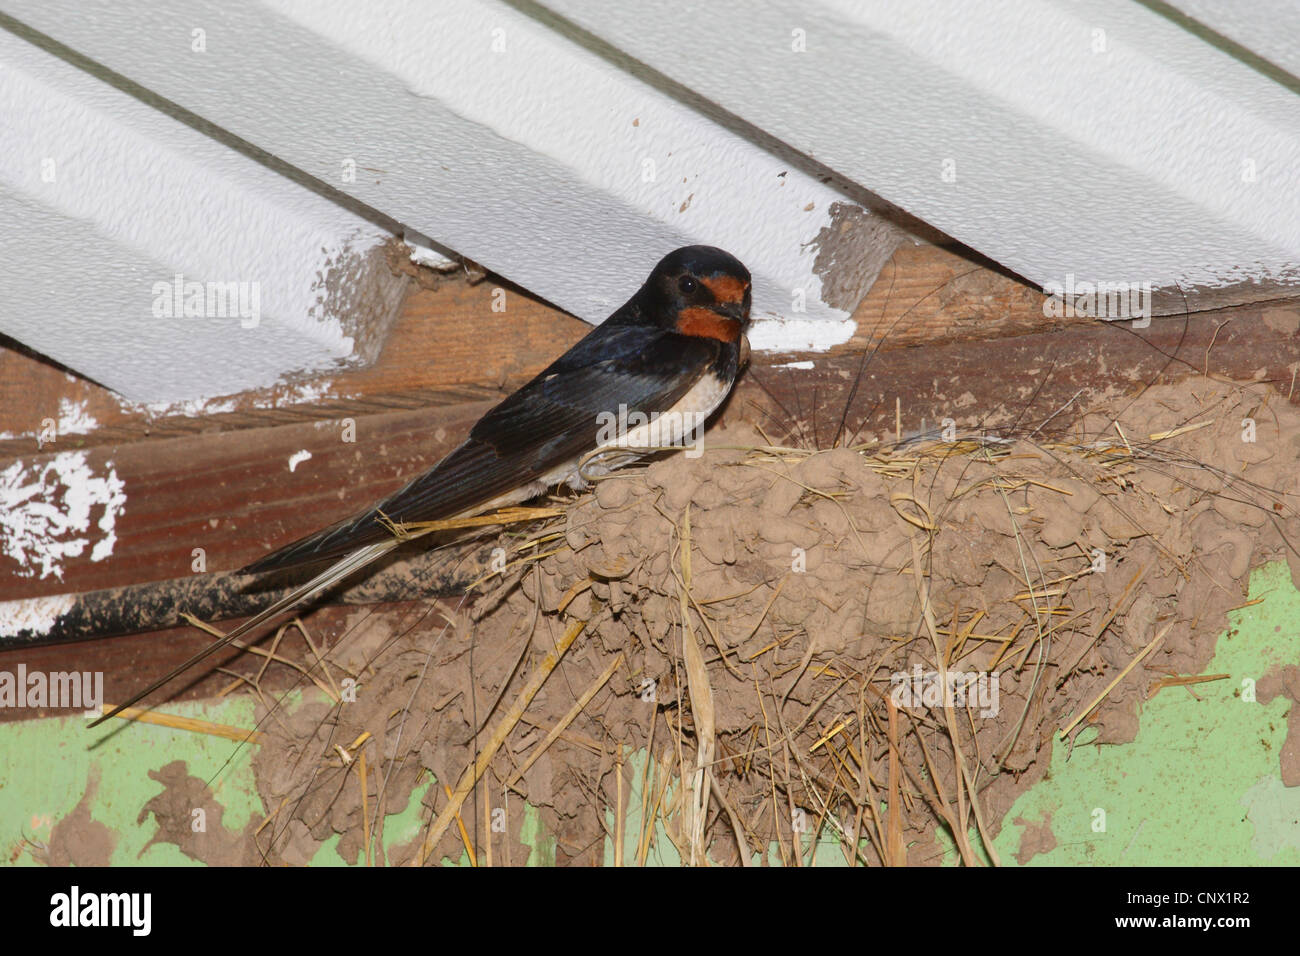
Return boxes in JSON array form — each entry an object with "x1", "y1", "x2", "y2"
[{"x1": 699, "y1": 275, "x2": 749, "y2": 304}]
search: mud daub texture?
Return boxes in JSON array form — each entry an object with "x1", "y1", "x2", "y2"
[{"x1": 150, "y1": 379, "x2": 1300, "y2": 866}]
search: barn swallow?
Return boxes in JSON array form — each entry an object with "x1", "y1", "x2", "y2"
[{"x1": 92, "y1": 245, "x2": 751, "y2": 727}]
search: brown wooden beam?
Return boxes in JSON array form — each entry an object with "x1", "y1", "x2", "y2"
[
  {"x1": 5, "y1": 301, "x2": 1299, "y2": 609},
  {"x1": 742, "y1": 300, "x2": 1300, "y2": 449}
]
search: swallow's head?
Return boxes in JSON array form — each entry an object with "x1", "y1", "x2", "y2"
[{"x1": 642, "y1": 245, "x2": 752, "y2": 346}]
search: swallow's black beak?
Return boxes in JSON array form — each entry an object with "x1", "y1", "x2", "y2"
[{"x1": 712, "y1": 291, "x2": 750, "y2": 325}]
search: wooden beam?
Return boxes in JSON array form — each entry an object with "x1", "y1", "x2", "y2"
[
  {"x1": 1, "y1": 403, "x2": 495, "y2": 603},
  {"x1": 5, "y1": 296, "x2": 1299, "y2": 609},
  {"x1": 836, "y1": 243, "x2": 1089, "y2": 353},
  {"x1": 741, "y1": 299, "x2": 1300, "y2": 449}
]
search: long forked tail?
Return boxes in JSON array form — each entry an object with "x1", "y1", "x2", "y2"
[{"x1": 88, "y1": 540, "x2": 399, "y2": 729}]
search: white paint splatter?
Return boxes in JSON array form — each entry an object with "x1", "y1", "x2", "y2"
[
  {"x1": 0, "y1": 452, "x2": 127, "y2": 580},
  {"x1": 287, "y1": 450, "x2": 313, "y2": 473},
  {"x1": 56, "y1": 398, "x2": 98, "y2": 436},
  {"x1": 273, "y1": 381, "x2": 337, "y2": 407},
  {"x1": 0, "y1": 398, "x2": 97, "y2": 445},
  {"x1": 774, "y1": 360, "x2": 816, "y2": 370},
  {"x1": 748, "y1": 314, "x2": 856, "y2": 353},
  {"x1": 0, "y1": 593, "x2": 74, "y2": 637},
  {"x1": 118, "y1": 394, "x2": 237, "y2": 418},
  {"x1": 118, "y1": 379, "x2": 338, "y2": 418},
  {"x1": 405, "y1": 230, "x2": 457, "y2": 269}
]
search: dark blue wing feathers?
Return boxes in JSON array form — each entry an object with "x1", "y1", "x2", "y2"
[{"x1": 241, "y1": 324, "x2": 716, "y2": 573}]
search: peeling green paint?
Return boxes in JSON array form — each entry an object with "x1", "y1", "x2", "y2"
[
  {"x1": 994, "y1": 559, "x2": 1300, "y2": 866},
  {"x1": 0, "y1": 697, "x2": 261, "y2": 866}
]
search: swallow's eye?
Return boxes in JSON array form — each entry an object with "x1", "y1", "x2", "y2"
[{"x1": 678, "y1": 275, "x2": 698, "y2": 295}]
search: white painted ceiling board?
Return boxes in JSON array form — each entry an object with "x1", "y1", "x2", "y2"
[
  {"x1": 2, "y1": 0, "x2": 903, "y2": 357},
  {"x1": 1163, "y1": 0, "x2": 1300, "y2": 82},
  {"x1": 543, "y1": 0, "x2": 1300, "y2": 309},
  {"x1": 0, "y1": 22, "x2": 406, "y2": 403}
]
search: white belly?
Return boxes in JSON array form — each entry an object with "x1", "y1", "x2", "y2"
[
  {"x1": 474, "y1": 365, "x2": 735, "y2": 509},
  {"x1": 616, "y1": 371, "x2": 731, "y2": 449}
]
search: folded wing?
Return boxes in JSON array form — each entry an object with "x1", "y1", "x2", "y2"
[{"x1": 242, "y1": 324, "x2": 718, "y2": 574}]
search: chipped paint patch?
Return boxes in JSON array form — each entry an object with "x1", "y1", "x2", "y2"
[
  {"x1": 404, "y1": 230, "x2": 457, "y2": 270},
  {"x1": 56, "y1": 398, "x2": 98, "y2": 437},
  {"x1": 0, "y1": 399, "x2": 98, "y2": 446},
  {"x1": 0, "y1": 593, "x2": 75, "y2": 638},
  {"x1": 773, "y1": 360, "x2": 815, "y2": 370},
  {"x1": 808, "y1": 201, "x2": 906, "y2": 314},
  {"x1": 287, "y1": 450, "x2": 313, "y2": 473},
  {"x1": 118, "y1": 394, "x2": 238, "y2": 418},
  {"x1": 0, "y1": 452, "x2": 127, "y2": 580},
  {"x1": 271, "y1": 381, "x2": 338, "y2": 408},
  {"x1": 748, "y1": 314, "x2": 856, "y2": 353},
  {"x1": 118, "y1": 379, "x2": 339, "y2": 419}
]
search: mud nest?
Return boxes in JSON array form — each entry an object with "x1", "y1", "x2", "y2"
[{"x1": 149, "y1": 378, "x2": 1300, "y2": 866}]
